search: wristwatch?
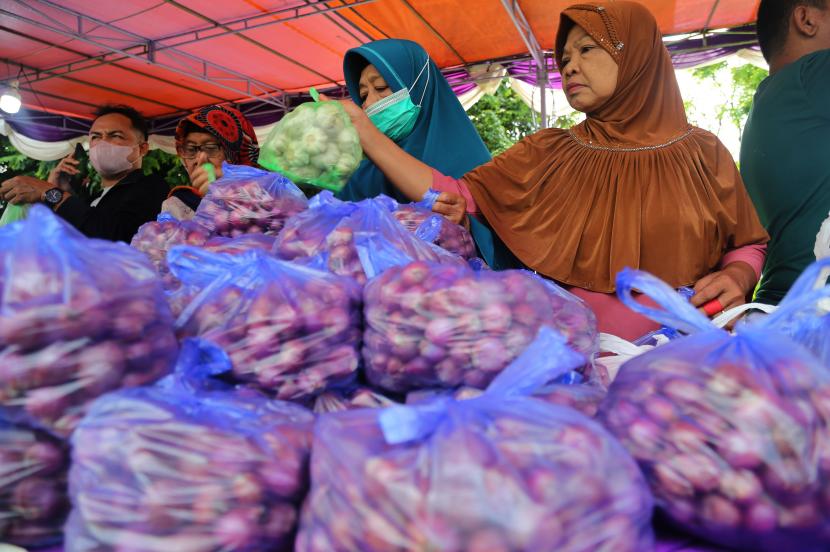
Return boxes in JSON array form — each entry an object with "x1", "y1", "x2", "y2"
[{"x1": 42, "y1": 187, "x2": 64, "y2": 208}]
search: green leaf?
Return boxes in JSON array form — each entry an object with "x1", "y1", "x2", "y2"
[{"x1": 467, "y1": 81, "x2": 542, "y2": 155}]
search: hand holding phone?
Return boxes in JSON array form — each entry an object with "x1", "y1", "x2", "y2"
[{"x1": 51, "y1": 143, "x2": 84, "y2": 190}]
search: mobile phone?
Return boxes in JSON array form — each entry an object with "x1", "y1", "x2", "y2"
[
  {"x1": 57, "y1": 143, "x2": 85, "y2": 190},
  {"x1": 72, "y1": 142, "x2": 85, "y2": 161}
]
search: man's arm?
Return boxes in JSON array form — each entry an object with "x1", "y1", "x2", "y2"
[
  {"x1": 57, "y1": 177, "x2": 166, "y2": 242},
  {"x1": 338, "y1": 99, "x2": 434, "y2": 202},
  {"x1": 0, "y1": 175, "x2": 52, "y2": 205}
]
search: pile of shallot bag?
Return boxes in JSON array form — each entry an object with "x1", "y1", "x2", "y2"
[
  {"x1": 0, "y1": 417, "x2": 70, "y2": 548},
  {"x1": 312, "y1": 387, "x2": 397, "y2": 414},
  {"x1": 65, "y1": 339, "x2": 314, "y2": 552},
  {"x1": 406, "y1": 370, "x2": 606, "y2": 419},
  {"x1": 598, "y1": 265, "x2": 830, "y2": 551},
  {"x1": 771, "y1": 258, "x2": 830, "y2": 366},
  {"x1": 193, "y1": 163, "x2": 308, "y2": 237},
  {"x1": 0, "y1": 206, "x2": 178, "y2": 436},
  {"x1": 133, "y1": 164, "x2": 301, "y2": 290},
  {"x1": 168, "y1": 246, "x2": 362, "y2": 402},
  {"x1": 362, "y1": 260, "x2": 598, "y2": 393},
  {"x1": 528, "y1": 369, "x2": 607, "y2": 418},
  {"x1": 18, "y1": 141, "x2": 830, "y2": 552},
  {"x1": 159, "y1": 233, "x2": 278, "y2": 319},
  {"x1": 131, "y1": 212, "x2": 211, "y2": 290},
  {"x1": 132, "y1": 213, "x2": 279, "y2": 293},
  {"x1": 297, "y1": 328, "x2": 654, "y2": 551},
  {"x1": 391, "y1": 189, "x2": 476, "y2": 259},
  {"x1": 273, "y1": 192, "x2": 466, "y2": 285},
  {"x1": 203, "y1": 233, "x2": 276, "y2": 255}
]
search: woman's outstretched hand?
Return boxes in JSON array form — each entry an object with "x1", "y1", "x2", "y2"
[
  {"x1": 691, "y1": 261, "x2": 757, "y2": 317},
  {"x1": 320, "y1": 94, "x2": 377, "y2": 149},
  {"x1": 319, "y1": 92, "x2": 434, "y2": 202},
  {"x1": 431, "y1": 191, "x2": 467, "y2": 226}
]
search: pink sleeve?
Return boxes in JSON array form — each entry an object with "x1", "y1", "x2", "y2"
[
  {"x1": 720, "y1": 243, "x2": 767, "y2": 280},
  {"x1": 567, "y1": 286, "x2": 662, "y2": 341},
  {"x1": 431, "y1": 169, "x2": 479, "y2": 214}
]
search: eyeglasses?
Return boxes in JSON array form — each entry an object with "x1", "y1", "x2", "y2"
[{"x1": 179, "y1": 143, "x2": 223, "y2": 159}]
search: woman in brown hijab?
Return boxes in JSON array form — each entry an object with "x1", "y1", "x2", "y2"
[{"x1": 339, "y1": 1, "x2": 768, "y2": 340}]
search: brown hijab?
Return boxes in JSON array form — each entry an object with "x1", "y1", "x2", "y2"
[{"x1": 462, "y1": 0, "x2": 768, "y2": 292}]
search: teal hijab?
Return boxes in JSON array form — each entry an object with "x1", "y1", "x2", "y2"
[{"x1": 338, "y1": 39, "x2": 520, "y2": 269}]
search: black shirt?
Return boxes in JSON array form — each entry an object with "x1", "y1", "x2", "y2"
[
  {"x1": 170, "y1": 186, "x2": 202, "y2": 211},
  {"x1": 56, "y1": 169, "x2": 169, "y2": 243}
]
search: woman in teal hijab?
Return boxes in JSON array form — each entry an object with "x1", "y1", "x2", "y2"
[{"x1": 338, "y1": 38, "x2": 519, "y2": 269}]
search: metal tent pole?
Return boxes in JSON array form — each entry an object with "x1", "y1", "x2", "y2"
[
  {"x1": 538, "y1": 61, "x2": 548, "y2": 128},
  {"x1": 4, "y1": 0, "x2": 289, "y2": 110},
  {"x1": 499, "y1": 0, "x2": 548, "y2": 129}
]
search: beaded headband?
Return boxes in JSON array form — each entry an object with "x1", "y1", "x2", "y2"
[{"x1": 566, "y1": 4, "x2": 625, "y2": 60}]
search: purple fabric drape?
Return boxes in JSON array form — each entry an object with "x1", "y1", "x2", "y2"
[
  {"x1": 5, "y1": 112, "x2": 91, "y2": 142},
  {"x1": 502, "y1": 25, "x2": 759, "y2": 87}
]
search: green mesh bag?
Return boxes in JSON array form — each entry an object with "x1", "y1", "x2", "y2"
[{"x1": 260, "y1": 89, "x2": 363, "y2": 192}]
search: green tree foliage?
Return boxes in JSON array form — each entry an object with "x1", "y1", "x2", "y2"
[
  {"x1": 142, "y1": 149, "x2": 189, "y2": 188},
  {"x1": 729, "y1": 64, "x2": 768, "y2": 135},
  {"x1": 552, "y1": 110, "x2": 583, "y2": 130},
  {"x1": 467, "y1": 81, "x2": 582, "y2": 155},
  {"x1": 0, "y1": 135, "x2": 51, "y2": 180},
  {"x1": 466, "y1": 81, "x2": 537, "y2": 155},
  {"x1": 690, "y1": 61, "x2": 768, "y2": 140}
]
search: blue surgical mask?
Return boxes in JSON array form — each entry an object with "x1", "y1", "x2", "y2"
[{"x1": 365, "y1": 57, "x2": 430, "y2": 142}]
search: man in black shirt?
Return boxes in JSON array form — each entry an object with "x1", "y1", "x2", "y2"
[{"x1": 0, "y1": 105, "x2": 168, "y2": 242}]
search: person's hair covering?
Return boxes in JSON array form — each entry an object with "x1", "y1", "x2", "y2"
[
  {"x1": 175, "y1": 105, "x2": 259, "y2": 166},
  {"x1": 460, "y1": 0, "x2": 768, "y2": 293},
  {"x1": 94, "y1": 104, "x2": 149, "y2": 141},
  {"x1": 338, "y1": 39, "x2": 491, "y2": 203},
  {"x1": 756, "y1": 0, "x2": 828, "y2": 62}
]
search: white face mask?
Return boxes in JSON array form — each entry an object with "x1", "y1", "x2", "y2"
[{"x1": 89, "y1": 141, "x2": 136, "y2": 177}]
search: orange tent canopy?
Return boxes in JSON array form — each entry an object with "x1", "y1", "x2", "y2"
[{"x1": 0, "y1": 0, "x2": 760, "y2": 120}]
